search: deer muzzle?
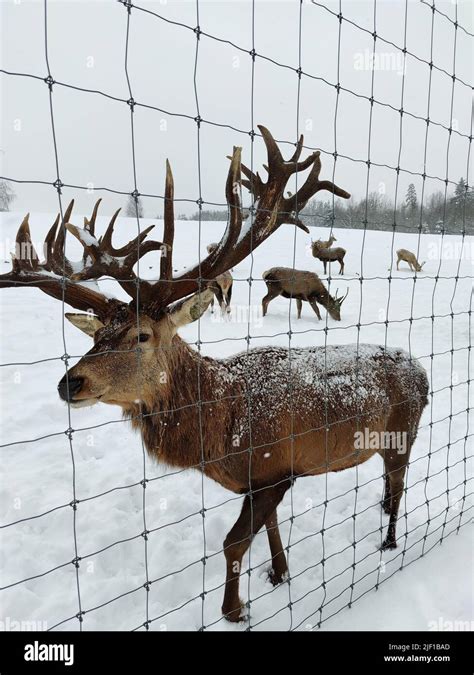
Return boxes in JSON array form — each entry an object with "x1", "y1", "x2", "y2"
[{"x1": 57, "y1": 374, "x2": 85, "y2": 402}]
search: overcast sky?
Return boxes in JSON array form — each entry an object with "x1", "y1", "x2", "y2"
[{"x1": 1, "y1": 0, "x2": 472, "y2": 219}]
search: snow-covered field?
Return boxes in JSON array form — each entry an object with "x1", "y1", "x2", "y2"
[{"x1": 0, "y1": 210, "x2": 472, "y2": 631}]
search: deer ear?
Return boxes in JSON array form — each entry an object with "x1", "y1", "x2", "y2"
[
  {"x1": 65, "y1": 312, "x2": 104, "y2": 337},
  {"x1": 168, "y1": 289, "x2": 214, "y2": 329}
]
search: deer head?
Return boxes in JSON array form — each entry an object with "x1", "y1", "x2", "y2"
[
  {"x1": 0, "y1": 126, "x2": 350, "y2": 410},
  {"x1": 325, "y1": 287, "x2": 349, "y2": 321}
]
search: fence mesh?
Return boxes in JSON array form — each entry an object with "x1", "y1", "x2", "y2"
[{"x1": 0, "y1": 0, "x2": 472, "y2": 631}]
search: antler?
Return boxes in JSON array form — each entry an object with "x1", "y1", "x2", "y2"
[
  {"x1": 0, "y1": 200, "x2": 167, "y2": 320},
  {"x1": 334, "y1": 288, "x2": 349, "y2": 306},
  {"x1": 0, "y1": 203, "x2": 120, "y2": 320},
  {"x1": 142, "y1": 125, "x2": 350, "y2": 316},
  {"x1": 238, "y1": 130, "x2": 349, "y2": 236}
]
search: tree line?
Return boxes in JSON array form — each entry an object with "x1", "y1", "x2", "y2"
[
  {"x1": 2, "y1": 179, "x2": 472, "y2": 236},
  {"x1": 173, "y1": 179, "x2": 474, "y2": 235}
]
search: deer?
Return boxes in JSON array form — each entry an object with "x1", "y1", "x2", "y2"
[
  {"x1": 262, "y1": 267, "x2": 349, "y2": 321},
  {"x1": 206, "y1": 242, "x2": 233, "y2": 315},
  {"x1": 396, "y1": 248, "x2": 425, "y2": 272},
  {"x1": 0, "y1": 126, "x2": 428, "y2": 624},
  {"x1": 312, "y1": 233, "x2": 337, "y2": 249},
  {"x1": 311, "y1": 239, "x2": 346, "y2": 275}
]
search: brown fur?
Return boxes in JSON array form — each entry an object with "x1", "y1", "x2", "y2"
[
  {"x1": 261, "y1": 267, "x2": 347, "y2": 321},
  {"x1": 396, "y1": 249, "x2": 425, "y2": 272},
  {"x1": 311, "y1": 241, "x2": 346, "y2": 275},
  {"x1": 207, "y1": 243, "x2": 233, "y2": 314},
  {"x1": 314, "y1": 234, "x2": 337, "y2": 249},
  {"x1": 60, "y1": 307, "x2": 429, "y2": 622}
]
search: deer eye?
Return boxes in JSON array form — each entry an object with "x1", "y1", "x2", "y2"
[{"x1": 138, "y1": 333, "x2": 150, "y2": 343}]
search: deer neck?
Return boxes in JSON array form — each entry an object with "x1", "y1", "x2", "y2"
[{"x1": 124, "y1": 335, "x2": 233, "y2": 468}]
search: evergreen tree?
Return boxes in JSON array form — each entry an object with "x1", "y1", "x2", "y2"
[
  {"x1": 452, "y1": 177, "x2": 467, "y2": 205},
  {"x1": 405, "y1": 183, "x2": 418, "y2": 212}
]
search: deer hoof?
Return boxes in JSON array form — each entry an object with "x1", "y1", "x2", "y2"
[
  {"x1": 222, "y1": 601, "x2": 248, "y2": 623},
  {"x1": 381, "y1": 538, "x2": 397, "y2": 551},
  {"x1": 268, "y1": 568, "x2": 287, "y2": 586}
]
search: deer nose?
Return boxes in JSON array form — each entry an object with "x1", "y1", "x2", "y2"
[{"x1": 58, "y1": 375, "x2": 84, "y2": 402}]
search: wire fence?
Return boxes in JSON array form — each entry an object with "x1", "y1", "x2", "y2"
[{"x1": 0, "y1": 0, "x2": 472, "y2": 632}]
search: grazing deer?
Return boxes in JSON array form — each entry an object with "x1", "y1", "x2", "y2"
[
  {"x1": 396, "y1": 248, "x2": 425, "y2": 272},
  {"x1": 313, "y1": 233, "x2": 337, "y2": 249},
  {"x1": 206, "y1": 242, "x2": 233, "y2": 314},
  {"x1": 311, "y1": 239, "x2": 346, "y2": 275},
  {"x1": 1, "y1": 127, "x2": 428, "y2": 625},
  {"x1": 262, "y1": 267, "x2": 348, "y2": 321}
]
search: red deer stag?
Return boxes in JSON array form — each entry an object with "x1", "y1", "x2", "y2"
[
  {"x1": 396, "y1": 248, "x2": 425, "y2": 272},
  {"x1": 0, "y1": 127, "x2": 428, "y2": 624},
  {"x1": 206, "y1": 242, "x2": 233, "y2": 315},
  {"x1": 311, "y1": 239, "x2": 346, "y2": 275},
  {"x1": 262, "y1": 267, "x2": 348, "y2": 320}
]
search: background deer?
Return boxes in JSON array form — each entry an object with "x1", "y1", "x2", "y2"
[
  {"x1": 396, "y1": 248, "x2": 426, "y2": 272},
  {"x1": 0, "y1": 127, "x2": 428, "y2": 624},
  {"x1": 311, "y1": 239, "x2": 346, "y2": 275},
  {"x1": 261, "y1": 267, "x2": 348, "y2": 320},
  {"x1": 206, "y1": 242, "x2": 233, "y2": 314},
  {"x1": 313, "y1": 233, "x2": 337, "y2": 249}
]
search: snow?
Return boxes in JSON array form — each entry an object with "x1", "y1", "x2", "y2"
[{"x1": 0, "y1": 210, "x2": 472, "y2": 631}]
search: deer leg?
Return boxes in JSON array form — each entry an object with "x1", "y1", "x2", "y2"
[
  {"x1": 296, "y1": 298, "x2": 303, "y2": 319},
  {"x1": 225, "y1": 281, "x2": 233, "y2": 313},
  {"x1": 323, "y1": 261, "x2": 327, "y2": 275},
  {"x1": 222, "y1": 481, "x2": 290, "y2": 622},
  {"x1": 308, "y1": 299, "x2": 322, "y2": 320},
  {"x1": 381, "y1": 464, "x2": 407, "y2": 550},
  {"x1": 265, "y1": 509, "x2": 288, "y2": 585},
  {"x1": 339, "y1": 259, "x2": 344, "y2": 275},
  {"x1": 396, "y1": 259, "x2": 400, "y2": 270},
  {"x1": 209, "y1": 295, "x2": 215, "y2": 313},
  {"x1": 382, "y1": 469, "x2": 392, "y2": 515},
  {"x1": 262, "y1": 286, "x2": 281, "y2": 317},
  {"x1": 213, "y1": 285, "x2": 227, "y2": 316}
]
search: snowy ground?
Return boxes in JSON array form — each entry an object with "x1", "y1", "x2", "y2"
[{"x1": 0, "y1": 210, "x2": 472, "y2": 631}]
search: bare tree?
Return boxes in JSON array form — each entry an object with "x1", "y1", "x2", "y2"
[{"x1": 0, "y1": 181, "x2": 15, "y2": 212}]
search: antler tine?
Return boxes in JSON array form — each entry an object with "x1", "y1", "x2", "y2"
[
  {"x1": 99, "y1": 208, "x2": 121, "y2": 252},
  {"x1": 258, "y1": 125, "x2": 284, "y2": 173},
  {"x1": 50, "y1": 200, "x2": 75, "y2": 276},
  {"x1": 313, "y1": 180, "x2": 351, "y2": 199},
  {"x1": 288, "y1": 134, "x2": 304, "y2": 164},
  {"x1": 12, "y1": 213, "x2": 39, "y2": 272},
  {"x1": 43, "y1": 214, "x2": 60, "y2": 270},
  {"x1": 84, "y1": 199, "x2": 102, "y2": 237},
  {"x1": 160, "y1": 159, "x2": 175, "y2": 281}
]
